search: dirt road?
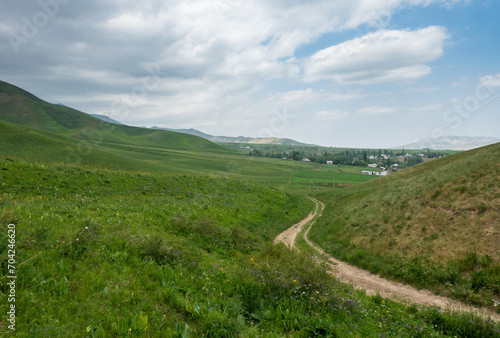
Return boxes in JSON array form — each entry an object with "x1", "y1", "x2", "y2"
[{"x1": 275, "y1": 197, "x2": 500, "y2": 322}]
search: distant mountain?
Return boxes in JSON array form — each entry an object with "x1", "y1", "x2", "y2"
[
  {"x1": 150, "y1": 126, "x2": 213, "y2": 140},
  {"x1": 400, "y1": 136, "x2": 500, "y2": 151},
  {"x1": 150, "y1": 126, "x2": 317, "y2": 146},
  {"x1": 90, "y1": 114, "x2": 124, "y2": 125}
]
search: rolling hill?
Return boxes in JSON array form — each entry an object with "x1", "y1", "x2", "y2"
[
  {"x1": 309, "y1": 142, "x2": 500, "y2": 309},
  {"x1": 0, "y1": 80, "x2": 229, "y2": 153},
  {"x1": 1, "y1": 80, "x2": 499, "y2": 334},
  {"x1": 150, "y1": 126, "x2": 317, "y2": 146}
]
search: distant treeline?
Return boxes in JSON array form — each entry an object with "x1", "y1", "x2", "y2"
[{"x1": 248, "y1": 146, "x2": 454, "y2": 169}]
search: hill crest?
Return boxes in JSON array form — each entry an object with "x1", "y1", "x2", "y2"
[{"x1": 0, "y1": 80, "x2": 228, "y2": 153}]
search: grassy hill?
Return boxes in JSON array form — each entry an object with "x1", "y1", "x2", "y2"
[
  {"x1": 1, "y1": 80, "x2": 499, "y2": 335},
  {"x1": 0, "y1": 119, "x2": 358, "y2": 188},
  {"x1": 309, "y1": 142, "x2": 500, "y2": 310},
  {"x1": 0, "y1": 80, "x2": 228, "y2": 153},
  {"x1": 1, "y1": 157, "x2": 499, "y2": 336}
]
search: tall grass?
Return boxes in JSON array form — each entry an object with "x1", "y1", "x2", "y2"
[
  {"x1": 309, "y1": 143, "x2": 500, "y2": 311},
  {"x1": 0, "y1": 157, "x2": 499, "y2": 336}
]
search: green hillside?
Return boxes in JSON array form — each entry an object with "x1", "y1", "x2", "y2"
[
  {"x1": 309, "y1": 142, "x2": 500, "y2": 310},
  {"x1": 0, "y1": 80, "x2": 228, "y2": 153},
  {"x1": 1, "y1": 157, "x2": 498, "y2": 336},
  {"x1": 1, "y1": 80, "x2": 499, "y2": 335},
  {"x1": 0, "y1": 119, "x2": 351, "y2": 187}
]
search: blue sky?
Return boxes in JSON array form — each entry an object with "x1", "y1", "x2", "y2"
[{"x1": 1, "y1": 0, "x2": 499, "y2": 148}]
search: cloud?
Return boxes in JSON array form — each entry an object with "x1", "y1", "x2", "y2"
[
  {"x1": 302, "y1": 26, "x2": 449, "y2": 84},
  {"x1": 409, "y1": 103, "x2": 442, "y2": 113},
  {"x1": 357, "y1": 106, "x2": 398, "y2": 116},
  {"x1": 480, "y1": 73, "x2": 500, "y2": 87},
  {"x1": 451, "y1": 77, "x2": 466, "y2": 87},
  {"x1": 315, "y1": 110, "x2": 351, "y2": 120},
  {"x1": 0, "y1": 0, "x2": 464, "y2": 137}
]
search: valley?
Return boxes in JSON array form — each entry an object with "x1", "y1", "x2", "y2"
[{"x1": 0, "y1": 81, "x2": 499, "y2": 336}]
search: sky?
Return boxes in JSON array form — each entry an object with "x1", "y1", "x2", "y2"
[{"x1": 1, "y1": 0, "x2": 499, "y2": 148}]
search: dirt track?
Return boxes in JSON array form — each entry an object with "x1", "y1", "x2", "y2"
[{"x1": 274, "y1": 197, "x2": 500, "y2": 322}]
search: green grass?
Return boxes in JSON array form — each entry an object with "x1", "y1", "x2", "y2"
[
  {"x1": 0, "y1": 81, "x2": 229, "y2": 154},
  {"x1": 309, "y1": 142, "x2": 500, "y2": 311},
  {"x1": 1, "y1": 157, "x2": 499, "y2": 336},
  {"x1": 292, "y1": 167, "x2": 376, "y2": 187},
  {"x1": 1, "y1": 80, "x2": 499, "y2": 335},
  {"x1": 0, "y1": 119, "x2": 378, "y2": 192}
]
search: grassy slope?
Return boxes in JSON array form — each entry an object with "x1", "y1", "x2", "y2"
[
  {"x1": 0, "y1": 118, "x2": 377, "y2": 191},
  {"x1": 0, "y1": 80, "x2": 229, "y2": 153},
  {"x1": 1, "y1": 80, "x2": 498, "y2": 335},
  {"x1": 309, "y1": 142, "x2": 500, "y2": 309},
  {"x1": 1, "y1": 157, "x2": 499, "y2": 337}
]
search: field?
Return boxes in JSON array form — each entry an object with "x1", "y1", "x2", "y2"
[
  {"x1": 2, "y1": 157, "x2": 499, "y2": 337},
  {"x1": 292, "y1": 167, "x2": 376, "y2": 188},
  {"x1": 1, "y1": 81, "x2": 499, "y2": 336},
  {"x1": 309, "y1": 142, "x2": 500, "y2": 312}
]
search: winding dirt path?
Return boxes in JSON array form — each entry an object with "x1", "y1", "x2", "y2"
[{"x1": 275, "y1": 197, "x2": 500, "y2": 322}]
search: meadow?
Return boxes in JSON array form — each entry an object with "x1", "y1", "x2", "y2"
[
  {"x1": 1, "y1": 156, "x2": 500, "y2": 336},
  {"x1": 1, "y1": 81, "x2": 499, "y2": 336},
  {"x1": 309, "y1": 142, "x2": 500, "y2": 313}
]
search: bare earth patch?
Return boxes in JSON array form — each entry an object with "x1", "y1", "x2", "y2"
[{"x1": 275, "y1": 197, "x2": 500, "y2": 322}]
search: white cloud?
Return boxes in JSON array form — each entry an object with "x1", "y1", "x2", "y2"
[
  {"x1": 0, "y1": 0, "x2": 472, "y2": 146},
  {"x1": 357, "y1": 106, "x2": 398, "y2": 116},
  {"x1": 480, "y1": 73, "x2": 500, "y2": 87},
  {"x1": 451, "y1": 77, "x2": 466, "y2": 87},
  {"x1": 302, "y1": 26, "x2": 448, "y2": 84},
  {"x1": 410, "y1": 103, "x2": 442, "y2": 113},
  {"x1": 315, "y1": 110, "x2": 351, "y2": 120}
]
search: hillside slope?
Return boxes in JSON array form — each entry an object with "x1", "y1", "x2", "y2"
[
  {"x1": 1, "y1": 157, "x2": 498, "y2": 335},
  {"x1": 0, "y1": 80, "x2": 228, "y2": 153},
  {"x1": 0, "y1": 120, "x2": 178, "y2": 172},
  {"x1": 310, "y1": 142, "x2": 500, "y2": 308}
]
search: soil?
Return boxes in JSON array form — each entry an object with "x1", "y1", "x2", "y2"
[{"x1": 274, "y1": 197, "x2": 500, "y2": 322}]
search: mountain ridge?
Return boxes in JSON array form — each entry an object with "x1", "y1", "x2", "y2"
[
  {"x1": 150, "y1": 126, "x2": 318, "y2": 146},
  {"x1": 0, "y1": 80, "x2": 230, "y2": 153},
  {"x1": 399, "y1": 135, "x2": 500, "y2": 150}
]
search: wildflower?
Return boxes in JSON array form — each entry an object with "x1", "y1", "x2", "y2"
[
  {"x1": 87, "y1": 326, "x2": 91, "y2": 332},
  {"x1": 62, "y1": 241, "x2": 65, "y2": 244},
  {"x1": 85, "y1": 226, "x2": 88, "y2": 230},
  {"x1": 250, "y1": 258, "x2": 254, "y2": 264},
  {"x1": 293, "y1": 280, "x2": 297, "y2": 283}
]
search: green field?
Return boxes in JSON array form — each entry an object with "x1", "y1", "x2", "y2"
[
  {"x1": 292, "y1": 167, "x2": 376, "y2": 188},
  {"x1": 2, "y1": 157, "x2": 499, "y2": 337},
  {"x1": 309, "y1": 142, "x2": 500, "y2": 312},
  {"x1": 1, "y1": 80, "x2": 499, "y2": 336}
]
